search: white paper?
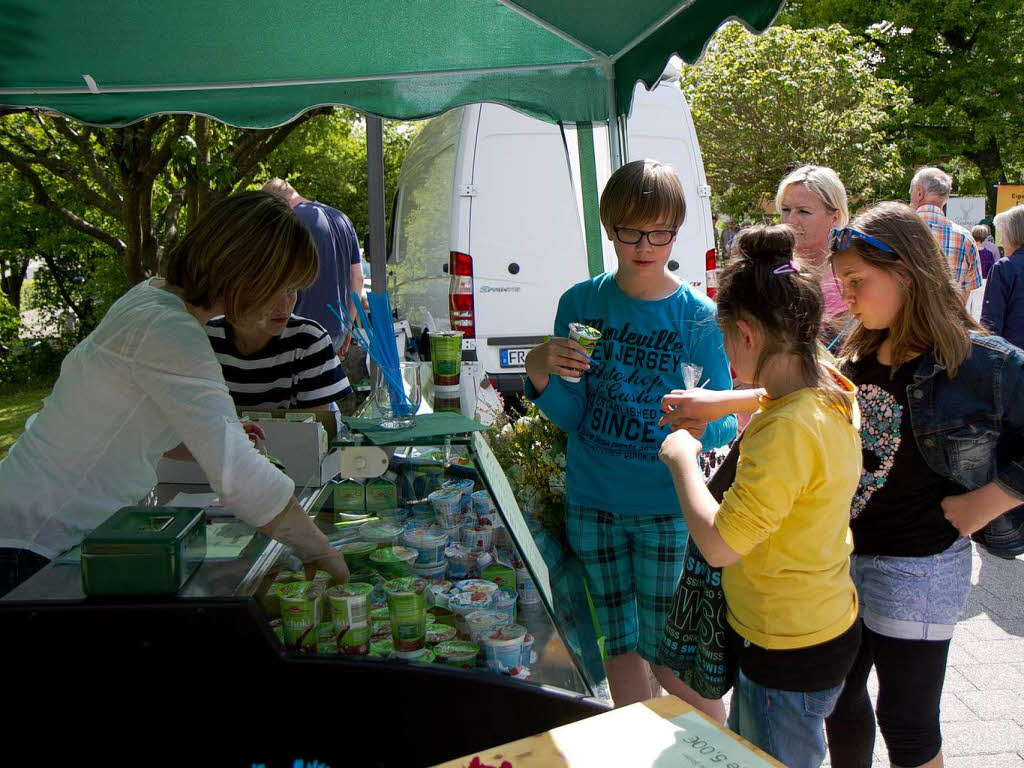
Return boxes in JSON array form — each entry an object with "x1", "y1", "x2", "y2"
[{"x1": 550, "y1": 704, "x2": 777, "y2": 768}]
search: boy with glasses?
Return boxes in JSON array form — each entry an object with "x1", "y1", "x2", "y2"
[{"x1": 524, "y1": 159, "x2": 736, "y2": 716}]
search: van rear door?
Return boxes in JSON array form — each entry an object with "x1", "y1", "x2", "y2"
[{"x1": 468, "y1": 105, "x2": 590, "y2": 383}]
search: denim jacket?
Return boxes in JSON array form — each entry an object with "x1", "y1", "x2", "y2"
[{"x1": 908, "y1": 333, "x2": 1024, "y2": 499}]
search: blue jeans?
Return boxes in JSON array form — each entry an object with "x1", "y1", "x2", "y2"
[{"x1": 728, "y1": 669, "x2": 843, "y2": 768}]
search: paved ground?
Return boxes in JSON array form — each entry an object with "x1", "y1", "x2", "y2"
[{"x1": 829, "y1": 544, "x2": 1024, "y2": 767}]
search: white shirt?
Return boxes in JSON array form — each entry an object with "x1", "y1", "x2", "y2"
[{"x1": 0, "y1": 280, "x2": 294, "y2": 559}]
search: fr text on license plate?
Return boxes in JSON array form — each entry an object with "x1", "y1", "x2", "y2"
[{"x1": 499, "y1": 348, "x2": 530, "y2": 368}]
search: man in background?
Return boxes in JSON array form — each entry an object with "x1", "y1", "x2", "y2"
[{"x1": 262, "y1": 179, "x2": 365, "y2": 357}]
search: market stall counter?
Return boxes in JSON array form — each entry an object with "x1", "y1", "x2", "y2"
[{"x1": 1, "y1": 421, "x2": 607, "y2": 767}]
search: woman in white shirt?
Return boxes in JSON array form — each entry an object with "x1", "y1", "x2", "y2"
[{"x1": 0, "y1": 191, "x2": 349, "y2": 596}]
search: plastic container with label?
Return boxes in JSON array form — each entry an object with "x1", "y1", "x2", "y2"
[
  {"x1": 359, "y1": 520, "x2": 404, "y2": 549},
  {"x1": 402, "y1": 527, "x2": 448, "y2": 565},
  {"x1": 369, "y1": 545, "x2": 418, "y2": 579},
  {"x1": 412, "y1": 559, "x2": 449, "y2": 584},
  {"x1": 482, "y1": 623, "x2": 527, "y2": 673},
  {"x1": 428, "y1": 489, "x2": 462, "y2": 527}
]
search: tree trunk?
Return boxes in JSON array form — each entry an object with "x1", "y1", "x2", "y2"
[
  {"x1": 966, "y1": 138, "x2": 1006, "y2": 218},
  {"x1": 0, "y1": 255, "x2": 30, "y2": 309}
]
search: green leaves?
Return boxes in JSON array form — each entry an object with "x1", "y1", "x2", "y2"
[{"x1": 681, "y1": 23, "x2": 911, "y2": 219}]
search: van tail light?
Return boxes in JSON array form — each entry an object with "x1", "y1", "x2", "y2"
[
  {"x1": 705, "y1": 248, "x2": 718, "y2": 299},
  {"x1": 449, "y1": 251, "x2": 476, "y2": 338}
]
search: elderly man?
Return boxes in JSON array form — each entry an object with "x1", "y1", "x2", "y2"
[
  {"x1": 263, "y1": 179, "x2": 365, "y2": 356},
  {"x1": 910, "y1": 167, "x2": 983, "y2": 305}
]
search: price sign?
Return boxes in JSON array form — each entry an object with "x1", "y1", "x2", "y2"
[{"x1": 668, "y1": 712, "x2": 779, "y2": 768}]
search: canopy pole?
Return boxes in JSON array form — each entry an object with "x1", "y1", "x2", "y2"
[
  {"x1": 366, "y1": 115, "x2": 387, "y2": 296},
  {"x1": 603, "y1": 62, "x2": 623, "y2": 170}
]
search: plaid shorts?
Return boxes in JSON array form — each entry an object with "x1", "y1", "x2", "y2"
[{"x1": 565, "y1": 502, "x2": 688, "y2": 663}]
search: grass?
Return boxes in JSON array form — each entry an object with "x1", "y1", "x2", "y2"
[{"x1": 0, "y1": 387, "x2": 50, "y2": 460}]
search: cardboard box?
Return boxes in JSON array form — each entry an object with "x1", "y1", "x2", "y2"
[{"x1": 157, "y1": 419, "x2": 340, "y2": 488}]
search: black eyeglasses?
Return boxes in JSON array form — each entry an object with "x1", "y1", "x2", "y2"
[
  {"x1": 830, "y1": 227, "x2": 895, "y2": 254},
  {"x1": 614, "y1": 226, "x2": 676, "y2": 246}
]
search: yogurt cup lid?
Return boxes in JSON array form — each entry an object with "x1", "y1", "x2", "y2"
[
  {"x1": 369, "y1": 607, "x2": 391, "y2": 622},
  {"x1": 383, "y1": 576, "x2": 428, "y2": 595},
  {"x1": 328, "y1": 582, "x2": 374, "y2": 598},
  {"x1": 568, "y1": 322, "x2": 602, "y2": 340},
  {"x1": 471, "y1": 490, "x2": 491, "y2": 500},
  {"x1": 279, "y1": 581, "x2": 316, "y2": 600},
  {"x1": 403, "y1": 528, "x2": 448, "y2": 546},
  {"x1": 359, "y1": 520, "x2": 404, "y2": 539},
  {"x1": 466, "y1": 610, "x2": 509, "y2": 627},
  {"x1": 426, "y1": 624, "x2": 457, "y2": 643},
  {"x1": 428, "y1": 489, "x2": 461, "y2": 502},
  {"x1": 370, "y1": 545, "x2": 418, "y2": 563},
  {"x1": 444, "y1": 479, "x2": 474, "y2": 491},
  {"x1": 454, "y1": 579, "x2": 498, "y2": 594},
  {"x1": 483, "y1": 623, "x2": 527, "y2": 643},
  {"x1": 434, "y1": 640, "x2": 479, "y2": 660},
  {"x1": 339, "y1": 540, "x2": 377, "y2": 555}
]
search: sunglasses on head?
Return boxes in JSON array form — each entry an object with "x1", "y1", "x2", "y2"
[{"x1": 829, "y1": 227, "x2": 895, "y2": 254}]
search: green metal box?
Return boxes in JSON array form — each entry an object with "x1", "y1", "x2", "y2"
[{"x1": 81, "y1": 507, "x2": 206, "y2": 596}]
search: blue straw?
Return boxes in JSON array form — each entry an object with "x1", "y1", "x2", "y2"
[{"x1": 827, "y1": 317, "x2": 857, "y2": 352}]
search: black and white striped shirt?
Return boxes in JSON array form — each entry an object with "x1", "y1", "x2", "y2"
[{"x1": 205, "y1": 315, "x2": 352, "y2": 409}]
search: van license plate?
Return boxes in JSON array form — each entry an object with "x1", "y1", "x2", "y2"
[{"x1": 500, "y1": 348, "x2": 530, "y2": 368}]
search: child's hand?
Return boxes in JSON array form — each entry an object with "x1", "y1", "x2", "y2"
[
  {"x1": 525, "y1": 337, "x2": 591, "y2": 386},
  {"x1": 659, "y1": 388, "x2": 728, "y2": 432},
  {"x1": 659, "y1": 428, "x2": 702, "y2": 465}
]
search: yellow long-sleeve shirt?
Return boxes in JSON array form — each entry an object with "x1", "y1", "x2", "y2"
[{"x1": 715, "y1": 370, "x2": 861, "y2": 650}]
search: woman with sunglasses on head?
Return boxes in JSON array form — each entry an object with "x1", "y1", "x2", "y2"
[{"x1": 823, "y1": 202, "x2": 1024, "y2": 768}]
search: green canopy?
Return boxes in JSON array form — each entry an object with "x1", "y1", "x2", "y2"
[{"x1": 0, "y1": 0, "x2": 784, "y2": 128}]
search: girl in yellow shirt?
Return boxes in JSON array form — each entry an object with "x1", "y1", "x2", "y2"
[{"x1": 659, "y1": 224, "x2": 862, "y2": 768}]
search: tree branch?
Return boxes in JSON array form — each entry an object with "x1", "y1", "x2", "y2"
[
  {"x1": 39, "y1": 249, "x2": 87, "y2": 323},
  {"x1": 49, "y1": 116, "x2": 123, "y2": 208},
  {"x1": 142, "y1": 115, "x2": 191, "y2": 179},
  {"x1": 0, "y1": 144, "x2": 127, "y2": 256},
  {"x1": 229, "y1": 107, "x2": 333, "y2": 193}
]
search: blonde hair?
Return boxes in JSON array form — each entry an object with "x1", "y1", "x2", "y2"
[
  {"x1": 832, "y1": 201, "x2": 983, "y2": 377},
  {"x1": 995, "y1": 205, "x2": 1024, "y2": 249},
  {"x1": 971, "y1": 224, "x2": 991, "y2": 242},
  {"x1": 775, "y1": 165, "x2": 850, "y2": 228},
  {"x1": 719, "y1": 224, "x2": 853, "y2": 422},
  {"x1": 600, "y1": 159, "x2": 686, "y2": 232},
  {"x1": 164, "y1": 191, "x2": 318, "y2": 322}
]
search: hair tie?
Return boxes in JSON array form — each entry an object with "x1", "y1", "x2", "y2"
[{"x1": 772, "y1": 260, "x2": 799, "y2": 275}]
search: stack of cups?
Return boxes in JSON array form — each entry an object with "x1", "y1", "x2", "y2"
[
  {"x1": 471, "y1": 490, "x2": 495, "y2": 523},
  {"x1": 482, "y1": 623, "x2": 528, "y2": 673},
  {"x1": 517, "y1": 567, "x2": 541, "y2": 605},
  {"x1": 430, "y1": 330, "x2": 463, "y2": 412},
  {"x1": 429, "y1": 488, "x2": 462, "y2": 528}
]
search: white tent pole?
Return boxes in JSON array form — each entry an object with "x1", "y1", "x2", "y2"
[
  {"x1": 0, "y1": 60, "x2": 600, "y2": 96},
  {"x1": 493, "y1": 0, "x2": 608, "y2": 60},
  {"x1": 604, "y1": 61, "x2": 623, "y2": 170}
]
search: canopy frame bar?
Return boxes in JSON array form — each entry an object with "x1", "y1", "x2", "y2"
[
  {"x1": 493, "y1": 0, "x2": 609, "y2": 61},
  {"x1": 611, "y1": 0, "x2": 695, "y2": 63},
  {"x1": 0, "y1": 60, "x2": 601, "y2": 96}
]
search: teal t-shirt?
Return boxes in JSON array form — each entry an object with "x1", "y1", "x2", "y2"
[{"x1": 527, "y1": 273, "x2": 736, "y2": 514}]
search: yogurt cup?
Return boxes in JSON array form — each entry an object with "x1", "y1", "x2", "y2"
[
  {"x1": 402, "y1": 527, "x2": 448, "y2": 565},
  {"x1": 279, "y1": 581, "x2": 323, "y2": 651},
  {"x1": 517, "y1": 567, "x2": 541, "y2": 604},
  {"x1": 412, "y1": 559, "x2": 449, "y2": 585},
  {"x1": 339, "y1": 625, "x2": 371, "y2": 655},
  {"x1": 471, "y1": 490, "x2": 494, "y2": 519},
  {"x1": 393, "y1": 647, "x2": 428, "y2": 661},
  {"x1": 326, "y1": 582, "x2": 373, "y2": 632},
  {"x1": 493, "y1": 589, "x2": 517, "y2": 624},
  {"x1": 461, "y1": 524, "x2": 493, "y2": 550},
  {"x1": 269, "y1": 619, "x2": 284, "y2": 645},
  {"x1": 426, "y1": 623, "x2": 457, "y2": 645},
  {"x1": 443, "y1": 479, "x2": 476, "y2": 514},
  {"x1": 445, "y1": 544, "x2": 489, "y2": 580},
  {"x1": 428, "y1": 489, "x2": 462, "y2": 527},
  {"x1": 448, "y1": 589, "x2": 496, "y2": 638},
  {"x1": 433, "y1": 640, "x2": 479, "y2": 669},
  {"x1": 561, "y1": 322, "x2": 601, "y2": 383},
  {"x1": 337, "y1": 540, "x2": 377, "y2": 573},
  {"x1": 359, "y1": 520, "x2": 404, "y2": 549},
  {"x1": 427, "y1": 581, "x2": 454, "y2": 610},
  {"x1": 482, "y1": 623, "x2": 527, "y2": 673},
  {"x1": 453, "y1": 579, "x2": 500, "y2": 602},
  {"x1": 521, "y1": 633, "x2": 535, "y2": 668},
  {"x1": 465, "y1": 610, "x2": 512, "y2": 648},
  {"x1": 369, "y1": 545, "x2": 419, "y2": 579},
  {"x1": 315, "y1": 622, "x2": 339, "y2": 655},
  {"x1": 384, "y1": 576, "x2": 428, "y2": 652},
  {"x1": 368, "y1": 637, "x2": 394, "y2": 658}
]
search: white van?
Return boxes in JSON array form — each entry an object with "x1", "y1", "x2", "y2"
[{"x1": 387, "y1": 64, "x2": 717, "y2": 399}]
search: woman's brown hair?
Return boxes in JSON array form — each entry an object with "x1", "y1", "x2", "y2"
[
  {"x1": 718, "y1": 224, "x2": 853, "y2": 421},
  {"x1": 831, "y1": 201, "x2": 983, "y2": 377},
  {"x1": 163, "y1": 191, "x2": 318, "y2": 322}
]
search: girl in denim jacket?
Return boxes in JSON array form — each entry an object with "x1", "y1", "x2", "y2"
[
  {"x1": 662, "y1": 201, "x2": 1024, "y2": 768},
  {"x1": 823, "y1": 201, "x2": 1024, "y2": 768}
]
